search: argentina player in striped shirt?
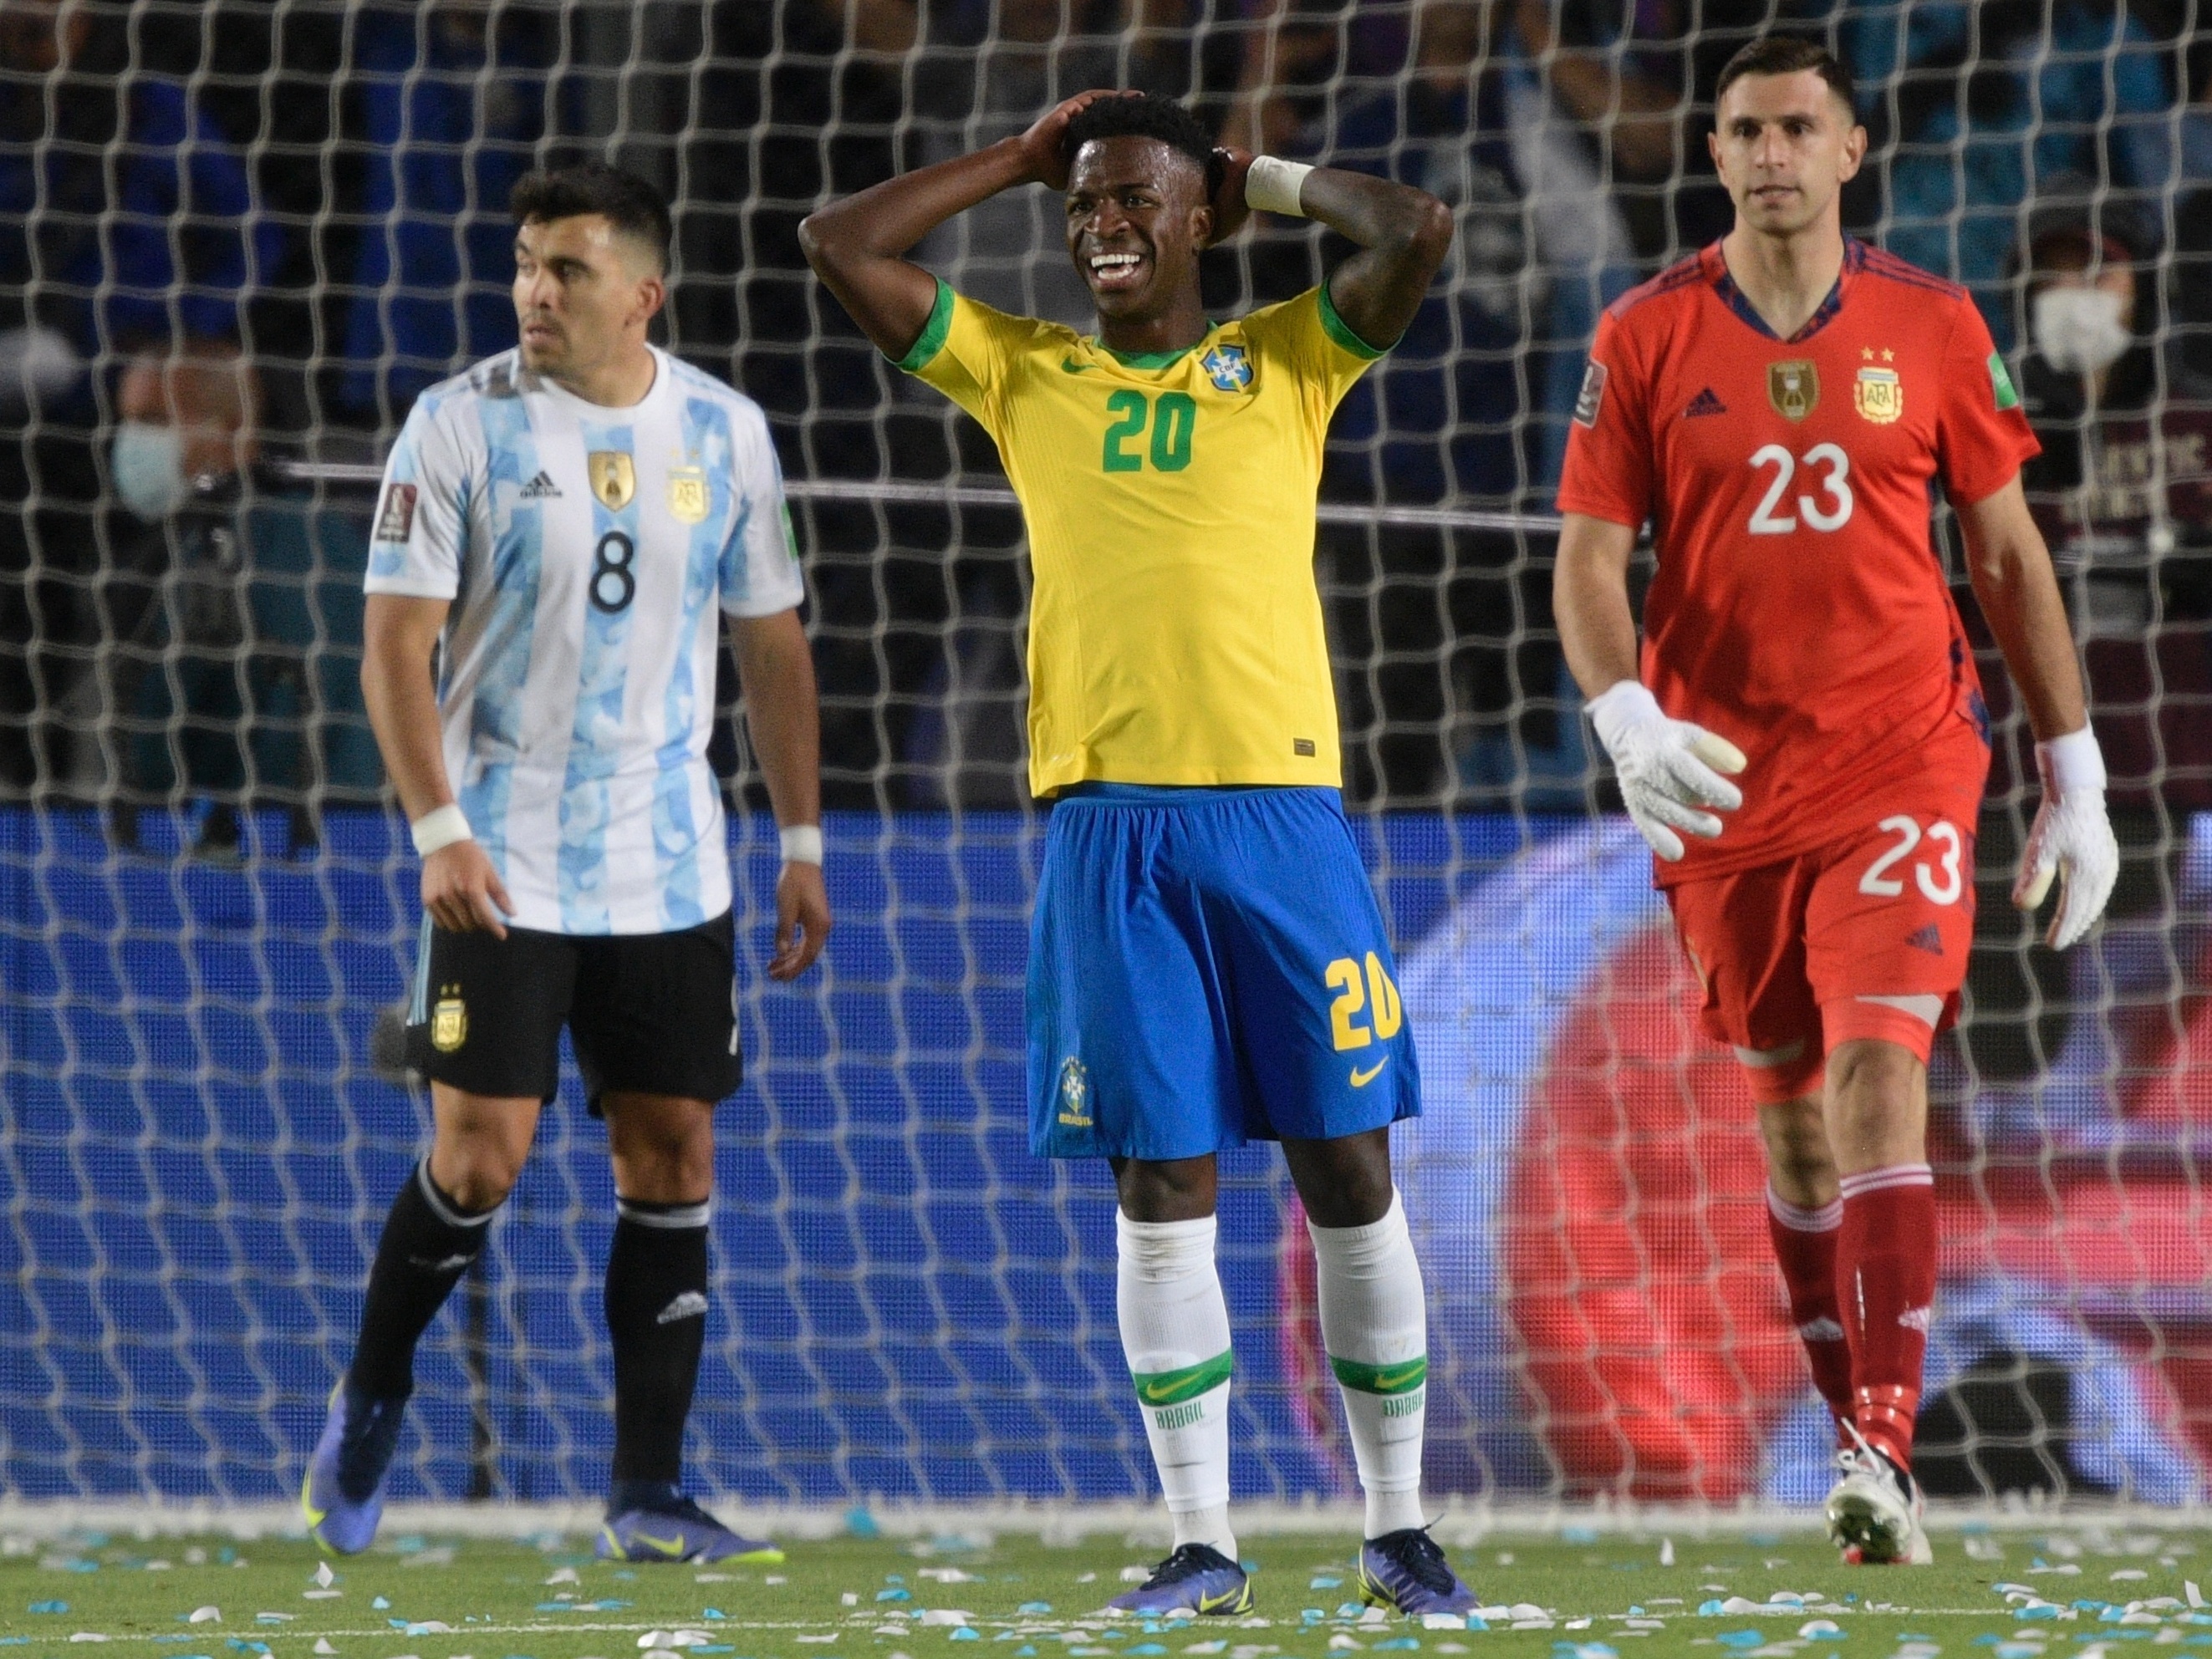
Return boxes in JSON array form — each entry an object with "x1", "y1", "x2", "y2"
[{"x1": 303, "y1": 163, "x2": 829, "y2": 1564}]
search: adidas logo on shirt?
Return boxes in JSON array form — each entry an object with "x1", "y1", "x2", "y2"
[
  {"x1": 1684, "y1": 388, "x2": 1728, "y2": 418},
  {"x1": 517, "y1": 471, "x2": 562, "y2": 499}
]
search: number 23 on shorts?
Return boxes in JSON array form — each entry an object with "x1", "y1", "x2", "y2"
[{"x1": 1858, "y1": 814, "x2": 1965, "y2": 905}]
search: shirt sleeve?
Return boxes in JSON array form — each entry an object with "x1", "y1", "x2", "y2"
[
  {"x1": 1935, "y1": 296, "x2": 2042, "y2": 506},
  {"x1": 897, "y1": 280, "x2": 1030, "y2": 432},
  {"x1": 1554, "y1": 308, "x2": 1656, "y2": 530},
  {"x1": 1241, "y1": 283, "x2": 1391, "y2": 421},
  {"x1": 362, "y1": 392, "x2": 472, "y2": 599},
  {"x1": 721, "y1": 401, "x2": 807, "y2": 619}
]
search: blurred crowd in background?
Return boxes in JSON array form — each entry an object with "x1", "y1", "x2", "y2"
[{"x1": 0, "y1": 0, "x2": 2206, "y2": 876}]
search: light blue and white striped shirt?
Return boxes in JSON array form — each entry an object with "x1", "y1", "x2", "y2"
[{"x1": 364, "y1": 346, "x2": 803, "y2": 934}]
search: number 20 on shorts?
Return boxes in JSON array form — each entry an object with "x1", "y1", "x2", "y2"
[
  {"x1": 1326, "y1": 954, "x2": 1404, "y2": 1050},
  {"x1": 1858, "y1": 814, "x2": 1965, "y2": 904}
]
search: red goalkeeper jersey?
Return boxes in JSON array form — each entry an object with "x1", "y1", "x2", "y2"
[{"x1": 1557, "y1": 238, "x2": 2041, "y2": 882}]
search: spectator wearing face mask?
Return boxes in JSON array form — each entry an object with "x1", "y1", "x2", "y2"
[
  {"x1": 1959, "y1": 201, "x2": 2212, "y2": 1097},
  {"x1": 101, "y1": 340, "x2": 379, "y2": 857}
]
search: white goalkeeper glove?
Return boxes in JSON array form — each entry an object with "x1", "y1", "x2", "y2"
[
  {"x1": 1587, "y1": 679, "x2": 1748, "y2": 862},
  {"x1": 2012, "y1": 725, "x2": 2119, "y2": 951}
]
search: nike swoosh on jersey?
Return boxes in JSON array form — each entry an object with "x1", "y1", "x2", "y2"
[
  {"x1": 1349, "y1": 1057, "x2": 1389, "y2": 1087},
  {"x1": 1060, "y1": 356, "x2": 1095, "y2": 374}
]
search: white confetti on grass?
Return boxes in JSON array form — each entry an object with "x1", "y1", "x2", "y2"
[
  {"x1": 187, "y1": 1607, "x2": 221, "y2": 1624},
  {"x1": 315, "y1": 1562, "x2": 335, "y2": 1589},
  {"x1": 313, "y1": 1641, "x2": 337, "y2": 1656},
  {"x1": 1659, "y1": 1540, "x2": 1674, "y2": 1567}
]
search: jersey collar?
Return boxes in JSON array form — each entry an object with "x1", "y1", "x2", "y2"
[
  {"x1": 1088, "y1": 324, "x2": 1218, "y2": 370},
  {"x1": 1704, "y1": 237, "x2": 1863, "y2": 344},
  {"x1": 527, "y1": 343, "x2": 669, "y2": 416}
]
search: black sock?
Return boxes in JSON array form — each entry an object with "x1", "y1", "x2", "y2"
[
  {"x1": 606, "y1": 1197, "x2": 711, "y2": 1493},
  {"x1": 348, "y1": 1161, "x2": 496, "y2": 1399}
]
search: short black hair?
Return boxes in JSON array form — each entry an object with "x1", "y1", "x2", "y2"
[
  {"x1": 1715, "y1": 35, "x2": 1857, "y2": 117},
  {"x1": 1063, "y1": 94, "x2": 1225, "y2": 201},
  {"x1": 510, "y1": 161, "x2": 672, "y2": 273}
]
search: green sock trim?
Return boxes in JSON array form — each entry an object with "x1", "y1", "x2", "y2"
[
  {"x1": 1329, "y1": 1354, "x2": 1428, "y2": 1396},
  {"x1": 1131, "y1": 1351, "x2": 1234, "y2": 1407}
]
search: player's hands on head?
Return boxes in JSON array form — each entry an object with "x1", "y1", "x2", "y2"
[
  {"x1": 769, "y1": 860, "x2": 832, "y2": 981},
  {"x1": 421, "y1": 840, "x2": 517, "y2": 939},
  {"x1": 2011, "y1": 728, "x2": 2119, "y2": 950},
  {"x1": 1208, "y1": 146, "x2": 1255, "y2": 245},
  {"x1": 1017, "y1": 89, "x2": 1134, "y2": 191},
  {"x1": 1588, "y1": 679, "x2": 1748, "y2": 863}
]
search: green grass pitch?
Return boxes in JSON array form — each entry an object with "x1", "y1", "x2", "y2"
[{"x1": 3, "y1": 1520, "x2": 2206, "y2": 1659}]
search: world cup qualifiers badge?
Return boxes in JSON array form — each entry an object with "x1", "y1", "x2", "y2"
[
  {"x1": 1056, "y1": 1056, "x2": 1092, "y2": 1127},
  {"x1": 1200, "y1": 344, "x2": 1251, "y2": 393}
]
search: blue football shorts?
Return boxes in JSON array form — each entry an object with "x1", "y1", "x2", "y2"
[{"x1": 1027, "y1": 783, "x2": 1420, "y2": 1160}]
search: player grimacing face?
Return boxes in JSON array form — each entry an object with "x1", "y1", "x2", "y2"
[
  {"x1": 1063, "y1": 136, "x2": 1215, "y2": 325},
  {"x1": 1707, "y1": 69, "x2": 1867, "y2": 241},
  {"x1": 511, "y1": 215, "x2": 665, "y2": 386}
]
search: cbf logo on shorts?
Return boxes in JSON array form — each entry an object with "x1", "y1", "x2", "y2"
[{"x1": 1057, "y1": 1057, "x2": 1092, "y2": 1127}]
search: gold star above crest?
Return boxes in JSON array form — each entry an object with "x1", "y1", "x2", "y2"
[
  {"x1": 1862, "y1": 346, "x2": 1873, "y2": 359},
  {"x1": 1882, "y1": 348, "x2": 1894, "y2": 362}
]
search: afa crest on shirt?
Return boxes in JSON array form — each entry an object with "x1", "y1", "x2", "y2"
[
  {"x1": 1200, "y1": 343, "x2": 1252, "y2": 393},
  {"x1": 1855, "y1": 366, "x2": 1903, "y2": 424},
  {"x1": 588, "y1": 450, "x2": 635, "y2": 511},
  {"x1": 667, "y1": 465, "x2": 709, "y2": 523},
  {"x1": 1056, "y1": 1056, "x2": 1092, "y2": 1127},
  {"x1": 1767, "y1": 359, "x2": 1819, "y2": 420}
]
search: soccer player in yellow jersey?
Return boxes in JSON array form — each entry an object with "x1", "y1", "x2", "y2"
[{"x1": 803, "y1": 93, "x2": 1464, "y2": 1615}]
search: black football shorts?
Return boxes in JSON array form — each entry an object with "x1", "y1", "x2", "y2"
[{"x1": 405, "y1": 910, "x2": 740, "y2": 1110}]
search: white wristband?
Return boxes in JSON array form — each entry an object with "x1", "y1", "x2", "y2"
[
  {"x1": 2036, "y1": 725, "x2": 2106, "y2": 796},
  {"x1": 779, "y1": 824, "x2": 824, "y2": 867},
  {"x1": 410, "y1": 804, "x2": 473, "y2": 857},
  {"x1": 1244, "y1": 155, "x2": 1312, "y2": 218},
  {"x1": 1586, "y1": 679, "x2": 1664, "y2": 751}
]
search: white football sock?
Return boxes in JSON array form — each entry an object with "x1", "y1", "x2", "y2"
[
  {"x1": 1117, "y1": 1209, "x2": 1237, "y2": 1561},
  {"x1": 1308, "y1": 1191, "x2": 1429, "y2": 1539}
]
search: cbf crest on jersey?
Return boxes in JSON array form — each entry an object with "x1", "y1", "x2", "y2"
[
  {"x1": 1768, "y1": 359, "x2": 1819, "y2": 420},
  {"x1": 589, "y1": 450, "x2": 635, "y2": 510},
  {"x1": 1855, "y1": 365, "x2": 1903, "y2": 425},
  {"x1": 667, "y1": 464, "x2": 708, "y2": 523},
  {"x1": 1200, "y1": 343, "x2": 1252, "y2": 394},
  {"x1": 1056, "y1": 1056, "x2": 1092, "y2": 1127}
]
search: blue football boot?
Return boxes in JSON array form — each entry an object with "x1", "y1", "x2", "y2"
[
  {"x1": 301, "y1": 1383, "x2": 408, "y2": 1556},
  {"x1": 1108, "y1": 1544, "x2": 1254, "y2": 1616},
  {"x1": 1357, "y1": 1528, "x2": 1480, "y2": 1616},
  {"x1": 597, "y1": 1495, "x2": 784, "y2": 1565}
]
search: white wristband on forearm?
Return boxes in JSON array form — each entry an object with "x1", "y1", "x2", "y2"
[
  {"x1": 410, "y1": 804, "x2": 473, "y2": 857},
  {"x1": 1244, "y1": 155, "x2": 1312, "y2": 218},
  {"x1": 2037, "y1": 725, "x2": 2106, "y2": 796},
  {"x1": 779, "y1": 824, "x2": 824, "y2": 867}
]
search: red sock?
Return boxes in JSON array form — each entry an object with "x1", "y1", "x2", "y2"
[
  {"x1": 1837, "y1": 1163, "x2": 1938, "y2": 1470},
  {"x1": 1765, "y1": 1186, "x2": 1853, "y2": 1439}
]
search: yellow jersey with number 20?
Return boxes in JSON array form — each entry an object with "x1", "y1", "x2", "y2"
[{"x1": 898, "y1": 277, "x2": 1385, "y2": 797}]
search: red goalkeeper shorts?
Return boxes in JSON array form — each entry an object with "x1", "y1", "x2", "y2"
[{"x1": 1664, "y1": 781, "x2": 1983, "y2": 1106}]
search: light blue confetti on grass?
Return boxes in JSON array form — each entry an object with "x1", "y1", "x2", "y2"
[
  {"x1": 952, "y1": 1628, "x2": 981, "y2": 1641},
  {"x1": 372, "y1": 1596, "x2": 390, "y2": 1610},
  {"x1": 1018, "y1": 1603, "x2": 1054, "y2": 1616},
  {"x1": 849, "y1": 1509, "x2": 882, "y2": 1539},
  {"x1": 1715, "y1": 1631, "x2": 1767, "y2": 1650},
  {"x1": 880, "y1": 1589, "x2": 915, "y2": 1601},
  {"x1": 1700, "y1": 1602, "x2": 1729, "y2": 1617},
  {"x1": 28, "y1": 1601, "x2": 68, "y2": 1614},
  {"x1": 1374, "y1": 1638, "x2": 1421, "y2": 1651},
  {"x1": 2013, "y1": 1608, "x2": 2059, "y2": 1621},
  {"x1": 696, "y1": 1647, "x2": 734, "y2": 1654},
  {"x1": 1312, "y1": 1578, "x2": 1343, "y2": 1590},
  {"x1": 705, "y1": 1609, "x2": 726, "y2": 1620},
  {"x1": 1127, "y1": 1646, "x2": 1167, "y2": 1654},
  {"x1": 0, "y1": 1641, "x2": 28, "y2": 1648},
  {"x1": 1561, "y1": 1527, "x2": 1600, "y2": 1545},
  {"x1": 1465, "y1": 1621, "x2": 1490, "y2": 1635},
  {"x1": 1339, "y1": 1604, "x2": 1367, "y2": 1619},
  {"x1": 1017, "y1": 1648, "x2": 1037, "y2": 1656}
]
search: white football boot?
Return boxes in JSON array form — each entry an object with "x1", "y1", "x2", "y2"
[{"x1": 1825, "y1": 1427, "x2": 1933, "y2": 1565}]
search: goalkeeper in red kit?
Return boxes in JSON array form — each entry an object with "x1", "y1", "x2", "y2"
[{"x1": 1554, "y1": 37, "x2": 2118, "y2": 1565}]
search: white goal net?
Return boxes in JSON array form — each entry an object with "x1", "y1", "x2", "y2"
[{"x1": 0, "y1": 0, "x2": 2208, "y2": 1512}]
